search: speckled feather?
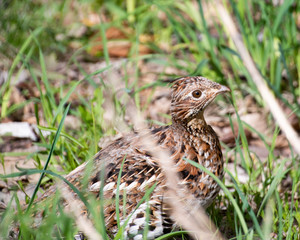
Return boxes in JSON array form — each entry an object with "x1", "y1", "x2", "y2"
[{"x1": 38, "y1": 76, "x2": 230, "y2": 239}]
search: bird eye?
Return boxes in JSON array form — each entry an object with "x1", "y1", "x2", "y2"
[{"x1": 192, "y1": 90, "x2": 202, "y2": 98}]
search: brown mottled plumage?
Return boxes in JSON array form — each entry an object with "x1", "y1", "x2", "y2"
[{"x1": 38, "y1": 76, "x2": 230, "y2": 239}]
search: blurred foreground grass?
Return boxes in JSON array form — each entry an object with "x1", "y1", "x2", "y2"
[{"x1": 0, "y1": 0, "x2": 299, "y2": 239}]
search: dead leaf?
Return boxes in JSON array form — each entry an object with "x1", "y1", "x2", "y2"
[{"x1": 88, "y1": 27, "x2": 153, "y2": 57}]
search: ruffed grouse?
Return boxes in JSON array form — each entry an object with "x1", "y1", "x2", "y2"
[{"x1": 37, "y1": 76, "x2": 230, "y2": 239}]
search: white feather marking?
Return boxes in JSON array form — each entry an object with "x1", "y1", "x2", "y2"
[
  {"x1": 118, "y1": 182, "x2": 126, "y2": 191},
  {"x1": 102, "y1": 182, "x2": 115, "y2": 192},
  {"x1": 133, "y1": 215, "x2": 146, "y2": 225},
  {"x1": 128, "y1": 225, "x2": 139, "y2": 235},
  {"x1": 133, "y1": 234, "x2": 143, "y2": 240},
  {"x1": 139, "y1": 175, "x2": 156, "y2": 191},
  {"x1": 89, "y1": 181, "x2": 101, "y2": 192},
  {"x1": 205, "y1": 161, "x2": 210, "y2": 167},
  {"x1": 125, "y1": 181, "x2": 138, "y2": 192}
]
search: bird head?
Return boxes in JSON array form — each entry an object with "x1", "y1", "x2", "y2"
[{"x1": 170, "y1": 76, "x2": 230, "y2": 124}]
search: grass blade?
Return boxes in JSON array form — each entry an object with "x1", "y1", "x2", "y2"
[
  {"x1": 0, "y1": 168, "x2": 89, "y2": 209},
  {"x1": 25, "y1": 103, "x2": 71, "y2": 212},
  {"x1": 37, "y1": 125, "x2": 85, "y2": 148},
  {"x1": 52, "y1": 80, "x2": 82, "y2": 125},
  {"x1": 184, "y1": 158, "x2": 249, "y2": 237},
  {"x1": 226, "y1": 170, "x2": 264, "y2": 239},
  {"x1": 115, "y1": 155, "x2": 126, "y2": 229},
  {"x1": 257, "y1": 159, "x2": 289, "y2": 216}
]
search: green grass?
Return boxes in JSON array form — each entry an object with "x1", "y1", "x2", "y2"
[{"x1": 0, "y1": 0, "x2": 299, "y2": 239}]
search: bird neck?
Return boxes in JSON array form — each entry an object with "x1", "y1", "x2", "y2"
[
  {"x1": 172, "y1": 112, "x2": 208, "y2": 136},
  {"x1": 186, "y1": 114, "x2": 208, "y2": 137},
  {"x1": 187, "y1": 112, "x2": 207, "y2": 128}
]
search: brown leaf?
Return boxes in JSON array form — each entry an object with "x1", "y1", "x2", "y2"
[{"x1": 88, "y1": 27, "x2": 153, "y2": 57}]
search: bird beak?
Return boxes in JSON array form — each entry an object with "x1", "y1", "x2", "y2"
[{"x1": 217, "y1": 85, "x2": 231, "y2": 94}]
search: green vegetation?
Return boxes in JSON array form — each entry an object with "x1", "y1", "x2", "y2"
[{"x1": 0, "y1": 0, "x2": 299, "y2": 239}]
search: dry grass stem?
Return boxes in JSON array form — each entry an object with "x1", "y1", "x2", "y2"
[
  {"x1": 214, "y1": 1, "x2": 300, "y2": 155},
  {"x1": 62, "y1": 188, "x2": 103, "y2": 240},
  {"x1": 126, "y1": 101, "x2": 224, "y2": 240},
  {"x1": 56, "y1": 74, "x2": 225, "y2": 239}
]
